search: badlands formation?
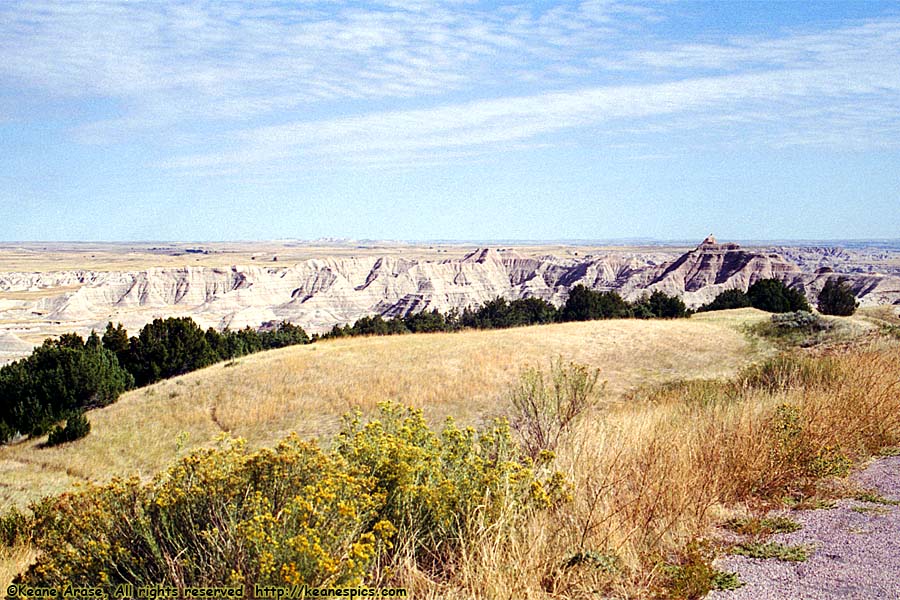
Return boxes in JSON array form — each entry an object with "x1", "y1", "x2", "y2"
[{"x1": 0, "y1": 237, "x2": 898, "y2": 361}]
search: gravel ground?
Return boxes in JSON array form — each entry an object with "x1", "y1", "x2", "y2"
[{"x1": 708, "y1": 456, "x2": 900, "y2": 600}]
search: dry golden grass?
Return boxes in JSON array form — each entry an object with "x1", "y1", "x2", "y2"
[
  {"x1": 0, "y1": 309, "x2": 771, "y2": 512},
  {"x1": 858, "y1": 304, "x2": 900, "y2": 326},
  {"x1": 2, "y1": 309, "x2": 897, "y2": 597},
  {"x1": 397, "y1": 340, "x2": 900, "y2": 598},
  {"x1": 0, "y1": 543, "x2": 37, "y2": 588}
]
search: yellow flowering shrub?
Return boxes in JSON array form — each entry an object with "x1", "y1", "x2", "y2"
[
  {"x1": 334, "y1": 403, "x2": 568, "y2": 569},
  {"x1": 18, "y1": 435, "x2": 386, "y2": 590},
  {"x1": 14, "y1": 404, "x2": 565, "y2": 589}
]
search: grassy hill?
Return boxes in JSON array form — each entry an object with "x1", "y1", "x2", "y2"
[
  {"x1": 3, "y1": 307, "x2": 899, "y2": 597},
  {"x1": 0, "y1": 309, "x2": 772, "y2": 511}
]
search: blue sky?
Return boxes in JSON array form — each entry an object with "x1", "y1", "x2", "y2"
[{"x1": 1, "y1": 0, "x2": 899, "y2": 242}]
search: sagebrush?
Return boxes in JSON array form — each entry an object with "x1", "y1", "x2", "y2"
[{"x1": 12, "y1": 404, "x2": 567, "y2": 593}]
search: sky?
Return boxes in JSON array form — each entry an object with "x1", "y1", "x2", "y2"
[{"x1": 1, "y1": 1, "x2": 899, "y2": 242}]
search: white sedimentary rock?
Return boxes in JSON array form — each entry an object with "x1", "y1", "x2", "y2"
[{"x1": 0, "y1": 240, "x2": 896, "y2": 359}]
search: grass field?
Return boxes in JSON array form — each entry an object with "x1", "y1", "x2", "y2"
[
  {"x1": 858, "y1": 304, "x2": 900, "y2": 326},
  {"x1": 6, "y1": 307, "x2": 896, "y2": 597},
  {"x1": 0, "y1": 309, "x2": 771, "y2": 512}
]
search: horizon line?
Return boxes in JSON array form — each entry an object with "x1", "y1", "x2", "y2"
[{"x1": 1, "y1": 238, "x2": 900, "y2": 247}]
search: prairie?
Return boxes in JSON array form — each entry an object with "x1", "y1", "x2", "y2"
[
  {"x1": 0, "y1": 309, "x2": 770, "y2": 510},
  {"x1": 5, "y1": 307, "x2": 897, "y2": 598}
]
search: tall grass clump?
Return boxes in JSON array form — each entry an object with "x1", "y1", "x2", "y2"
[
  {"x1": 508, "y1": 358, "x2": 603, "y2": 460},
  {"x1": 738, "y1": 351, "x2": 842, "y2": 392},
  {"x1": 539, "y1": 343, "x2": 900, "y2": 597}
]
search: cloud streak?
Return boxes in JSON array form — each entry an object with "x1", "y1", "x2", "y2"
[
  {"x1": 0, "y1": 1, "x2": 649, "y2": 121},
  {"x1": 3, "y1": 2, "x2": 900, "y2": 173},
  {"x1": 163, "y1": 18, "x2": 900, "y2": 172}
]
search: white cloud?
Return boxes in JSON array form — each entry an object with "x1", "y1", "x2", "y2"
[
  {"x1": 613, "y1": 20, "x2": 900, "y2": 74},
  {"x1": 162, "y1": 51, "x2": 900, "y2": 172},
  {"x1": 0, "y1": 1, "x2": 644, "y2": 122},
  {"x1": 2, "y1": 2, "x2": 900, "y2": 171}
]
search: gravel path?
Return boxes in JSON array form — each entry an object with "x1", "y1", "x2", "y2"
[{"x1": 708, "y1": 456, "x2": 900, "y2": 600}]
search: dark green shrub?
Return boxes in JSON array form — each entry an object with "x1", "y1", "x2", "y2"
[
  {"x1": 0, "y1": 421, "x2": 14, "y2": 445},
  {"x1": 101, "y1": 322, "x2": 131, "y2": 374},
  {"x1": 629, "y1": 301, "x2": 655, "y2": 319},
  {"x1": 260, "y1": 321, "x2": 310, "y2": 349},
  {"x1": 402, "y1": 308, "x2": 449, "y2": 333},
  {"x1": 346, "y1": 315, "x2": 396, "y2": 336},
  {"x1": 461, "y1": 297, "x2": 512, "y2": 329},
  {"x1": 0, "y1": 334, "x2": 132, "y2": 439},
  {"x1": 560, "y1": 285, "x2": 630, "y2": 321},
  {"x1": 461, "y1": 297, "x2": 558, "y2": 329},
  {"x1": 324, "y1": 324, "x2": 351, "y2": 338},
  {"x1": 45, "y1": 412, "x2": 91, "y2": 446},
  {"x1": 697, "y1": 289, "x2": 751, "y2": 312},
  {"x1": 632, "y1": 290, "x2": 689, "y2": 319},
  {"x1": 508, "y1": 297, "x2": 559, "y2": 326},
  {"x1": 126, "y1": 317, "x2": 220, "y2": 386},
  {"x1": 817, "y1": 277, "x2": 858, "y2": 316},
  {"x1": 205, "y1": 326, "x2": 261, "y2": 359},
  {"x1": 748, "y1": 279, "x2": 810, "y2": 313}
]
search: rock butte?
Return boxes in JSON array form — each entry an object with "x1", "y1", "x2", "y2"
[{"x1": 0, "y1": 238, "x2": 897, "y2": 359}]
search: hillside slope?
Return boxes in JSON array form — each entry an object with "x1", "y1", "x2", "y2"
[{"x1": 0, "y1": 309, "x2": 772, "y2": 510}]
